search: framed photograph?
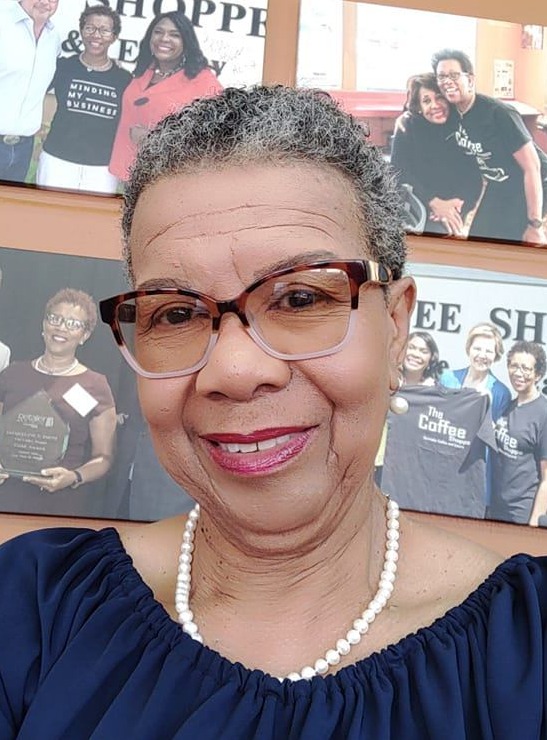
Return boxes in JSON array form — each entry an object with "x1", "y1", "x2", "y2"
[
  {"x1": 297, "y1": 0, "x2": 547, "y2": 248},
  {"x1": 0, "y1": 0, "x2": 268, "y2": 194},
  {"x1": 378, "y1": 261, "x2": 547, "y2": 527},
  {"x1": 0, "y1": 245, "x2": 194, "y2": 522}
]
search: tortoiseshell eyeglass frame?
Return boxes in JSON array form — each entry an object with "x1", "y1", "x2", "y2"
[{"x1": 99, "y1": 259, "x2": 394, "y2": 379}]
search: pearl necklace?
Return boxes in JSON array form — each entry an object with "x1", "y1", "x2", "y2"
[
  {"x1": 35, "y1": 355, "x2": 78, "y2": 376},
  {"x1": 175, "y1": 498, "x2": 400, "y2": 682},
  {"x1": 79, "y1": 53, "x2": 112, "y2": 73},
  {"x1": 153, "y1": 63, "x2": 183, "y2": 79}
]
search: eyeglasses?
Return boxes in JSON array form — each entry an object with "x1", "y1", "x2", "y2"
[
  {"x1": 436, "y1": 72, "x2": 469, "y2": 83},
  {"x1": 82, "y1": 25, "x2": 114, "y2": 38},
  {"x1": 508, "y1": 362, "x2": 536, "y2": 377},
  {"x1": 100, "y1": 260, "x2": 393, "y2": 379},
  {"x1": 45, "y1": 312, "x2": 88, "y2": 332}
]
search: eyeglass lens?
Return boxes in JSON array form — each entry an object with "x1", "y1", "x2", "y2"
[
  {"x1": 115, "y1": 268, "x2": 354, "y2": 375},
  {"x1": 508, "y1": 363, "x2": 535, "y2": 376},
  {"x1": 46, "y1": 313, "x2": 85, "y2": 331},
  {"x1": 82, "y1": 25, "x2": 113, "y2": 37}
]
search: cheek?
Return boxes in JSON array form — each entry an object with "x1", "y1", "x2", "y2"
[{"x1": 137, "y1": 377, "x2": 191, "y2": 434}]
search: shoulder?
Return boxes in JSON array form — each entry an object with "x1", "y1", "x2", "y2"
[
  {"x1": 120, "y1": 516, "x2": 187, "y2": 607},
  {"x1": 439, "y1": 368, "x2": 465, "y2": 387}
]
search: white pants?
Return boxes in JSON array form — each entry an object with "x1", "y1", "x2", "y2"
[{"x1": 36, "y1": 150, "x2": 119, "y2": 194}]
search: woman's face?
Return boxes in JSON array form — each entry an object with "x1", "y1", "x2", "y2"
[
  {"x1": 467, "y1": 335, "x2": 497, "y2": 374},
  {"x1": 150, "y1": 18, "x2": 184, "y2": 65},
  {"x1": 43, "y1": 302, "x2": 89, "y2": 358},
  {"x1": 81, "y1": 13, "x2": 116, "y2": 57},
  {"x1": 507, "y1": 351, "x2": 539, "y2": 395},
  {"x1": 418, "y1": 86, "x2": 449, "y2": 124},
  {"x1": 129, "y1": 162, "x2": 414, "y2": 539},
  {"x1": 403, "y1": 335, "x2": 431, "y2": 378}
]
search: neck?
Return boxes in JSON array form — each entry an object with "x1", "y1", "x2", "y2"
[
  {"x1": 187, "y1": 485, "x2": 389, "y2": 674},
  {"x1": 155, "y1": 59, "x2": 182, "y2": 74},
  {"x1": 456, "y1": 94, "x2": 476, "y2": 115},
  {"x1": 404, "y1": 369, "x2": 424, "y2": 385},
  {"x1": 518, "y1": 386, "x2": 539, "y2": 405},
  {"x1": 39, "y1": 352, "x2": 77, "y2": 373},
  {"x1": 81, "y1": 51, "x2": 109, "y2": 66},
  {"x1": 465, "y1": 366, "x2": 487, "y2": 385}
]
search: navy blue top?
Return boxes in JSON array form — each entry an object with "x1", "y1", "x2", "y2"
[{"x1": 0, "y1": 527, "x2": 546, "y2": 739}]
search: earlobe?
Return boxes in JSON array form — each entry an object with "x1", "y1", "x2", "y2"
[{"x1": 387, "y1": 276, "x2": 416, "y2": 387}]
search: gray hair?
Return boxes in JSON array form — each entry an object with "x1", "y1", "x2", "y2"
[{"x1": 122, "y1": 86, "x2": 407, "y2": 282}]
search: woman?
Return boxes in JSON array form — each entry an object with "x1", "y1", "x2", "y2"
[
  {"x1": 0, "y1": 88, "x2": 545, "y2": 737},
  {"x1": 402, "y1": 330, "x2": 444, "y2": 385},
  {"x1": 391, "y1": 73, "x2": 484, "y2": 236},
  {"x1": 489, "y1": 341, "x2": 547, "y2": 526},
  {"x1": 109, "y1": 10, "x2": 222, "y2": 182},
  {"x1": 440, "y1": 322, "x2": 511, "y2": 421},
  {"x1": 36, "y1": 6, "x2": 131, "y2": 194},
  {"x1": 0, "y1": 288, "x2": 117, "y2": 516}
]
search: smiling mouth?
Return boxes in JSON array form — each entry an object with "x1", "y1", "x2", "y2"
[{"x1": 216, "y1": 433, "x2": 297, "y2": 454}]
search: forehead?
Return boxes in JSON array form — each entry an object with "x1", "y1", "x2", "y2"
[
  {"x1": 85, "y1": 13, "x2": 114, "y2": 28},
  {"x1": 510, "y1": 352, "x2": 536, "y2": 366},
  {"x1": 152, "y1": 18, "x2": 178, "y2": 32},
  {"x1": 129, "y1": 162, "x2": 366, "y2": 290},
  {"x1": 409, "y1": 336, "x2": 428, "y2": 348},
  {"x1": 470, "y1": 335, "x2": 495, "y2": 347},
  {"x1": 437, "y1": 58, "x2": 463, "y2": 71},
  {"x1": 419, "y1": 87, "x2": 437, "y2": 98},
  {"x1": 48, "y1": 302, "x2": 87, "y2": 319}
]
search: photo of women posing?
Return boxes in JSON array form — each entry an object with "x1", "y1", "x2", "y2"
[{"x1": 36, "y1": 5, "x2": 131, "y2": 194}]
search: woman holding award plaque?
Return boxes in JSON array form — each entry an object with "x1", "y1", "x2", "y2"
[{"x1": 0, "y1": 288, "x2": 117, "y2": 516}]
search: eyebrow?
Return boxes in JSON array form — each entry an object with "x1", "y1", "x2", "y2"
[{"x1": 135, "y1": 250, "x2": 342, "y2": 292}]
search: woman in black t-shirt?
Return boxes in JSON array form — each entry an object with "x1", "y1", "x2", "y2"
[{"x1": 36, "y1": 5, "x2": 130, "y2": 194}]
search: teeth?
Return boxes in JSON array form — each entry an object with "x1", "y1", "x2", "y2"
[{"x1": 218, "y1": 433, "x2": 293, "y2": 454}]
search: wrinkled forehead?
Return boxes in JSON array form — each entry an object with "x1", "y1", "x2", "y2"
[{"x1": 128, "y1": 162, "x2": 367, "y2": 285}]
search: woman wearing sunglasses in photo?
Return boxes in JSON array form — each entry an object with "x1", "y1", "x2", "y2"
[
  {"x1": 0, "y1": 288, "x2": 117, "y2": 516},
  {"x1": 109, "y1": 10, "x2": 222, "y2": 183}
]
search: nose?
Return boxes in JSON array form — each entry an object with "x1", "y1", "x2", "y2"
[{"x1": 195, "y1": 314, "x2": 291, "y2": 402}]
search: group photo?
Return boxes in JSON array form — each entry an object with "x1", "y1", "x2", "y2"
[
  {"x1": 378, "y1": 263, "x2": 547, "y2": 526},
  {"x1": 0, "y1": 0, "x2": 267, "y2": 193},
  {"x1": 297, "y1": 0, "x2": 547, "y2": 247}
]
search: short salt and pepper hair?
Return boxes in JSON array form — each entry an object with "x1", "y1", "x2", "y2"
[{"x1": 121, "y1": 86, "x2": 408, "y2": 285}]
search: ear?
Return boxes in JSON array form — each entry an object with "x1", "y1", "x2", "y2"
[{"x1": 386, "y1": 277, "x2": 416, "y2": 391}]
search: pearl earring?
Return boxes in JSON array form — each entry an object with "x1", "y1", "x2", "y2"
[{"x1": 389, "y1": 375, "x2": 409, "y2": 415}]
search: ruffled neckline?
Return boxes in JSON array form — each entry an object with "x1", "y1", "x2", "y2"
[{"x1": 96, "y1": 526, "x2": 533, "y2": 698}]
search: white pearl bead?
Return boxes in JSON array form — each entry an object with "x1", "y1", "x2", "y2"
[
  {"x1": 385, "y1": 550, "x2": 398, "y2": 562},
  {"x1": 336, "y1": 638, "x2": 351, "y2": 655},
  {"x1": 179, "y1": 553, "x2": 192, "y2": 566},
  {"x1": 380, "y1": 569, "x2": 395, "y2": 583},
  {"x1": 346, "y1": 629, "x2": 361, "y2": 645},
  {"x1": 287, "y1": 672, "x2": 301, "y2": 682},
  {"x1": 375, "y1": 593, "x2": 387, "y2": 608},
  {"x1": 353, "y1": 618, "x2": 369, "y2": 634},
  {"x1": 384, "y1": 561, "x2": 397, "y2": 573},
  {"x1": 379, "y1": 579, "x2": 393, "y2": 593},
  {"x1": 192, "y1": 633, "x2": 203, "y2": 643},
  {"x1": 301, "y1": 666, "x2": 316, "y2": 680},
  {"x1": 387, "y1": 529, "x2": 399, "y2": 541},
  {"x1": 314, "y1": 658, "x2": 329, "y2": 675},
  {"x1": 325, "y1": 649, "x2": 341, "y2": 666},
  {"x1": 377, "y1": 587, "x2": 392, "y2": 602},
  {"x1": 386, "y1": 540, "x2": 399, "y2": 551},
  {"x1": 182, "y1": 621, "x2": 198, "y2": 635},
  {"x1": 368, "y1": 598, "x2": 382, "y2": 614},
  {"x1": 387, "y1": 499, "x2": 398, "y2": 511},
  {"x1": 362, "y1": 608, "x2": 376, "y2": 623},
  {"x1": 178, "y1": 608, "x2": 193, "y2": 622},
  {"x1": 389, "y1": 519, "x2": 400, "y2": 530}
]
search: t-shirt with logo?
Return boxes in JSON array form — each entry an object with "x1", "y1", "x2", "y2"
[
  {"x1": 381, "y1": 385, "x2": 496, "y2": 518},
  {"x1": 43, "y1": 54, "x2": 131, "y2": 166},
  {"x1": 489, "y1": 394, "x2": 547, "y2": 524}
]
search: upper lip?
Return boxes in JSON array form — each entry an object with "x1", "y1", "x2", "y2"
[{"x1": 202, "y1": 426, "x2": 311, "y2": 443}]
